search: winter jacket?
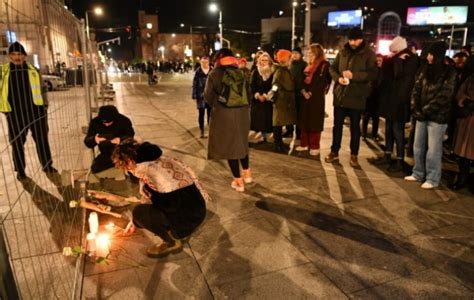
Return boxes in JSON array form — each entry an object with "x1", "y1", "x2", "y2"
[
  {"x1": 204, "y1": 65, "x2": 250, "y2": 160},
  {"x1": 192, "y1": 66, "x2": 211, "y2": 109},
  {"x1": 330, "y1": 41, "x2": 377, "y2": 110},
  {"x1": 379, "y1": 49, "x2": 419, "y2": 122},
  {"x1": 271, "y1": 64, "x2": 296, "y2": 126},
  {"x1": 290, "y1": 59, "x2": 308, "y2": 94},
  {"x1": 411, "y1": 64, "x2": 457, "y2": 124},
  {"x1": 249, "y1": 68, "x2": 274, "y2": 132}
]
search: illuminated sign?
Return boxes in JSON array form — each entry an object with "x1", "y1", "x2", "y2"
[
  {"x1": 328, "y1": 10, "x2": 362, "y2": 27},
  {"x1": 407, "y1": 6, "x2": 468, "y2": 25}
]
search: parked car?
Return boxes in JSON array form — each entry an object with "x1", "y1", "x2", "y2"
[{"x1": 43, "y1": 74, "x2": 66, "y2": 91}]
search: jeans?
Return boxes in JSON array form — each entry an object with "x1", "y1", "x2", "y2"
[
  {"x1": 331, "y1": 107, "x2": 362, "y2": 155},
  {"x1": 385, "y1": 120, "x2": 405, "y2": 159},
  {"x1": 412, "y1": 121, "x2": 447, "y2": 186}
]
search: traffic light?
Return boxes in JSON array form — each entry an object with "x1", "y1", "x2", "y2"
[{"x1": 125, "y1": 25, "x2": 132, "y2": 39}]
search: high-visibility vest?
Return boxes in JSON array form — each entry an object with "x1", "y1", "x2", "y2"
[{"x1": 0, "y1": 62, "x2": 44, "y2": 112}]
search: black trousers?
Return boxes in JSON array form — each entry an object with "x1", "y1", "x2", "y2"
[
  {"x1": 385, "y1": 120, "x2": 405, "y2": 159},
  {"x1": 273, "y1": 126, "x2": 284, "y2": 146},
  {"x1": 331, "y1": 107, "x2": 362, "y2": 156},
  {"x1": 362, "y1": 111, "x2": 380, "y2": 137},
  {"x1": 198, "y1": 105, "x2": 212, "y2": 131},
  {"x1": 228, "y1": 155, "x2": 249, "y2": 178},
  {"x1": 7, "y1": 113, "x2": 53, "y2": 175}
]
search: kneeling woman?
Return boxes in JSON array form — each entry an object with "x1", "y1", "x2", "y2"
[{"x1": 112, "y1": 139, "x2": 207, "y2": 257}]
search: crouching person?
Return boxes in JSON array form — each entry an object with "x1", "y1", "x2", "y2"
[{"x1": 112, "y1": 139, "x2": 207, "y2": 258}]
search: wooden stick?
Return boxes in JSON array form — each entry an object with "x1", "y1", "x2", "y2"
[{"x1": 79, "y1": 200, "x2": 122, "y2": 218}]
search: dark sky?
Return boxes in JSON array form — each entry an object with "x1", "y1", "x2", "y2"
[{"x1": 69, "y1": 0, "x2": 473, "y2": 33}]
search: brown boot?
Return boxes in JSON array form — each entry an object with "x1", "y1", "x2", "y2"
[
  {"x1": 324, "y1": 152, "x2": 339, "y2": 163},
  {"x1": 350, "y1": 155, "x2": 360, "y2": 168},
  {"x1": 147, "y1": 239, "x2": 183, "y2": 258}
]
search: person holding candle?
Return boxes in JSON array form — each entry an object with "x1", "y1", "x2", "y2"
[{"x1": 112, "y1": 139, "x2": 208, "y2": 258}]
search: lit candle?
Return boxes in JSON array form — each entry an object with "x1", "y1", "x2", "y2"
[
  {"x1": 88, "y1": 212, "x2": 99, "y2": 234},
  {"x1": 96, "y1": 234, "x2": 110, "y2": 257},
  {"x1": 105, "y1": 222, "x2": 115, "y2": 234},
  {"x1": 86, "y1": 233, "x2": 96, "y2": 253}
]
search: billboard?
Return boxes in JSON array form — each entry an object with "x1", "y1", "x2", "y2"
[
  {"x1": 328, "y1": 10, "x2": 362, "y2": 27},
  {"x1": 407, "y1": 6, "x2": 468, "y2": 25}
]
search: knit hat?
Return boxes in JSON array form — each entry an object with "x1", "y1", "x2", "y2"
[
  {"x1": 292, "y1": 47, "x2": 303, "y2": 55},
  {"x1": 98, "y1": 105, "x2": 119, "y2": 123},
  {"x1": 389, "y1": 36, "x2": 407, "y2": 53},
  {"x1": 427, "y1": 42, "x2": 447, "y2": 60},
  {"x1": 276, "y1": 49, "x2": 292, "y2": 63},
  {"x1": 348, "y1": 27, "x2": 363, "y2": 40},
  {"x1": 8, "y1": 42, "x2": 27, "y2": 55}
]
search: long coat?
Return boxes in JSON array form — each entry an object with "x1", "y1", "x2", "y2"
[
  {"x1": 249, "y1": 69, "x2": 273, "y2": 132},
  {"x1": 299, "y1": 61, "x2": 332, "y2": 132},
  {"x1": 378, "y1": 49, "x2": 419, "y2": 122},
  {"x1": 329, "y1": 41, "x2": 377, "y2": 110},
  {"x1": 453, "y1": 74, "x2": 474, "y2": 160},
  {"x1": 192, "y1": 67, "x2": 211, "y2": 109},
  {"x1": 272, "y1": 64, "x2": 296, "y2": 126},
  {"x1": 204, "y1": 65, "x2": 250, "y2": 160}
]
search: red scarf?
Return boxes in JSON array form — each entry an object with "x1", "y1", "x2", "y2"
[{"x1": 304, "y1": 59, "x2": 323, "y2": 85}]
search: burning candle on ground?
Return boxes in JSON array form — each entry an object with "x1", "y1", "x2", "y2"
[
  {"x1": 96, "y1": 234, "x2": 110, "y2": 257},
  {"x1": 86, "y1": 233, "x2": 96, "y2": 253}
]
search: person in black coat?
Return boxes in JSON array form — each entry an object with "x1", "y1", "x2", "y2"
[
  {"x1": 84, "y1": 105, "x2": 135, "y2": 173},
  {"x1": 362, "y1": 54, "x2": 383, "y2": 141},
  {"x1": 249, "y1": 52, "x2": 274, "y2": 142},
  {"x1": 373, "y1": 37, "x2": 419, "y2": 172},
  {"x1": 192, "y1": 57, "x2": 212, "y2": 138},
  {"x1": 404, "y1": 42, "x2": 457, "y2": 189}
]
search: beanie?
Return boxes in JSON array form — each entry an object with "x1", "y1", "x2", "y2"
[
  {"x1": 8, "y1": 42, "x2": 27, "y2": 55},
  {"x1": 276, "y1": 49, "x2": 292, "y2": 63},
  {"x1": 98, "y1": 105, "x2": 119, "y2": 123},
  {"x1": 389, "y1": 36, "x2": 407, "y2": 53},
  {"x1": 427, "y1": 42, "x2": 447, "y2": 61},
  {"x1": 348, "y1": 27, "x2": 363, "y2": 40}
]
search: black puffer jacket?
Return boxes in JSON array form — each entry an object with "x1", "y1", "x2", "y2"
[
  {"x1": 411, "y1": 64, "x2": 457, "y2": 124},
  {"x1": 329, "y1": 41, "x2": 377, "y2": 110}
]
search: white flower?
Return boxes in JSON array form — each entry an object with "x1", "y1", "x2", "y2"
[
  {"x1": 63, "y1": 247, "x2": 73, "y2": 256},
  {"x1": 69, "y1": 200, "x2": 78, "y2": 208}
]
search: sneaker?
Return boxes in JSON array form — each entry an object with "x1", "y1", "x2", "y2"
[
  {"x1": 350, "y1": 155, "x2": 360, "y2": 168},
  {"x1": 324, "y1": 152, "x2": 339, "y2": 163},
  {"x1": 254, "y1": 132, "x2": 263, "y2": 140},
  {"x1": 421, "y1": 182, "x2": 435, "y2": 190},
  {"x1": 309, "y1": 149, "x2": 320, "y2": 156},
  {"x1": 147, "y1": 240, "x2": 183, "y2": 258},
  {"x1": 242, "y1": 169, "x2": 253, "y2": 184},
  {"x1": 231, "y1": 178, "x2": 245, "y2": 192},
  {"x1": 404, "y1": 175, "x2": 419, "y2": 182},
  {"x1": 295, "y1": 146, "x2": 308, "y2": 152}
]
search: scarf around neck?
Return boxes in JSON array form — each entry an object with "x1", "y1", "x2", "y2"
[{"x1": 304, "y1": 59, "x2": 323, "y2": 85}]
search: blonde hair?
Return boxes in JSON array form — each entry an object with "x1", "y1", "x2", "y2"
[{"x1": 258, "y1": 52, "x2": 273, "y2": 67}]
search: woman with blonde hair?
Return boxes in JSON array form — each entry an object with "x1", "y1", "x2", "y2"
[
  {"x1": 250, "y1": 51, "x2": 275, "y2": 143},
  {"x1": 297, "y1": 43, "x2": 332, "y2": 155}
]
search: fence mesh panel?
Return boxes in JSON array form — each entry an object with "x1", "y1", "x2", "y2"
[{"x1": 0, "y1": 0, "x2": 92, "y2": 298}]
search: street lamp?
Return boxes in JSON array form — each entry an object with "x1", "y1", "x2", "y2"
[
  {"x1": 85, "y1": 6, "x2": 103, "y2": 41},
  {"x1": 292, "y1": 1, "x2": 298, "y2": 49},
  {"x1": 209, "y1": 3, "x2": 223, "y2": 48}
]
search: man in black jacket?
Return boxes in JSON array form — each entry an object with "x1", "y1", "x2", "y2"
[
  {"x1": 372, "y1": 36, "x2": 419, "y2": 172},
  {"x1": 326, "y1": 27, "x2": 377, "y2": 168},
  {"x1": 84, "y1": 105, "x2": 135, "y2": 173}
]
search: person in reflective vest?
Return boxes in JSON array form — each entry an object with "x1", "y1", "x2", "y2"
[{"x1": 0, "y1": 42, "x2": 57, "y2": 180}]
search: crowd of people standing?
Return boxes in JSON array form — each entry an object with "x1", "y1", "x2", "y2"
[{"x1": 193, "y1": 27, "x2": 474, "y2": 194}]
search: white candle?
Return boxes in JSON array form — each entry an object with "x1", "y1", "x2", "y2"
[
  {"x1": 88, "y1": 212, "x2": 99, "y2": 234},
  {"x1": 86, "y1": 233, "x2": 96, "y2": 253},
  {"x1": 96, "y1": 234, "x2": 110, "y2": 257}
]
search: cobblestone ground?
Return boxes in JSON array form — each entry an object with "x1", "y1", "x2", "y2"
[{"x1": 81, "y1": 72, "x2": 474, "y2": 299}]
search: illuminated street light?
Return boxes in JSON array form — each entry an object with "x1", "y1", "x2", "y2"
[
  {"x1": 279, "y1": 10, "x2": 284, "y2": 16},
  {"x1": 93, "y1": 7, "x2": 103, "y2": 16},
  {"x1": 292, "y1": 1, "x2": 298, "y2": 49},
  {"x1": 209, "y1": 3, "x2": 223, "y2": 47},
  {"x1": 209, "y1": 3, "x2": 218, "y2": 13},
  {"x1": 146, "y1": 23, "x2": 153, "y2": 29},
  {"x1": 180, "y1": 23, "x2": 185, "y2": 27}
]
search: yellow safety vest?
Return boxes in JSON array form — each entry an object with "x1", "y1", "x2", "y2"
[{"x1": 0, "y1": 62, "x2": 44, "y2": 112}]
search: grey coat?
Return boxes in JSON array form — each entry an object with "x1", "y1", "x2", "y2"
[{"x1": 204, "y1": 65, "x2": 250, "y2": 160}]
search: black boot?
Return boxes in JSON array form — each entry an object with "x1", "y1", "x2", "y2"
[
  {"x1": 369, "y1": 153, "x2": 391, "y2": 166},
  {"x1": 387, "y1": 159, "x2": 403, "y2": 173},
  {"x1": 274, "y1": 143, "x2": 289, "y2": 154},
  {"x1": 449, "y1": 175, "x2": 468, "y2": 190}
]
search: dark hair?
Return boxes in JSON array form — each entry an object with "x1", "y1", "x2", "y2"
[
  {"x1": 215, "y1": 48, "x2": 233, "y2": 60},
  {"x1": 112, "y1": 139, "x2": 162, "y2": 168},
  {"x1": 453, "y1": 52, "x2": 468, "y2": 59}
]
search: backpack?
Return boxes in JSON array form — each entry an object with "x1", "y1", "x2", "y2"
[{"x1": 218, "y1": 68, "x2": 249, "y2": 108}]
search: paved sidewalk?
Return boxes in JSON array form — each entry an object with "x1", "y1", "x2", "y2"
[{"x1": 81, "y1": 73, "x2": 474, "y2": 299}]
